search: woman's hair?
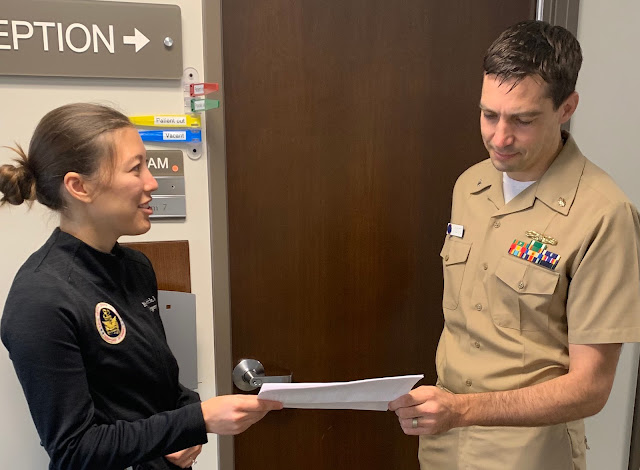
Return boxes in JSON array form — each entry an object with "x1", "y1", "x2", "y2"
[{"x1": 0, "y1": 103, "x2": 133, "y2": 211}]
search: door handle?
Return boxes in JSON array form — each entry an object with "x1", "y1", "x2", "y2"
[{"x1": 232, "y1": 359, "x2": 292, "y2": 391}]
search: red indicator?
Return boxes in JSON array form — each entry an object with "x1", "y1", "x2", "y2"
[{"x1": 190, "y1": 82, "x2": 219, "y2": 97}]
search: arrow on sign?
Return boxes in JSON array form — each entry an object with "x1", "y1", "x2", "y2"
[{"x1": 123, "y1": 28, "x2": 150, "y2": 53}]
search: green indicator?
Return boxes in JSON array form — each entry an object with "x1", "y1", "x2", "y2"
[{"x1": 191, "y1": 98, "x2": 220, "y2": 112}]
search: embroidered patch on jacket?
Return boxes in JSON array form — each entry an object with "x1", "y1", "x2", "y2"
[
  {"x1": 508, "y1": 239, "x2": 560, "y2": 270},
  {"x1": 95, "y1": 302, "x2": 126, "y2": 344}
]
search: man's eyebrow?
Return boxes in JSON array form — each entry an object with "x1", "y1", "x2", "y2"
[{"x1": 478, "y1": 104, "x2": 542, "y2": 118}]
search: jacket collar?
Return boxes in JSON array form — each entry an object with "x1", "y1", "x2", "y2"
[{"x1": 470, "y1": 132, "x2": 586, "y2": 217}]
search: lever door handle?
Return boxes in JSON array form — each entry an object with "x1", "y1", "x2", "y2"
[{"x1": 233, "y1": 359, "x2": 292, "y2": 391}]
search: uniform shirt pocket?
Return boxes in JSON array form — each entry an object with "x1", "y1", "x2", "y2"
[
  {"x1": 440, "y1": 238, "x2": 472, "y2": 310},
  {"x1": 492, "y1": 255, "x2": 560, "y2": 331}
]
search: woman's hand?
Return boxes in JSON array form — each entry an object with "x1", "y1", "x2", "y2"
[
  {"x1": 201, "y1": 395, "x2": 283, "y2": 435},
  {"x1": 165, "y1": 444, "x2": 202, "y2": 468}
]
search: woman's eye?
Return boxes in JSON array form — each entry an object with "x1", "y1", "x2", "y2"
[{"x1": 131, "y1": 164, "x2": 141, "y2": 172}]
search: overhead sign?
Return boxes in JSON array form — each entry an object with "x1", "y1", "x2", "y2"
[{"x1": 0, "y1": 0, "x2": 182, "y2": 79}]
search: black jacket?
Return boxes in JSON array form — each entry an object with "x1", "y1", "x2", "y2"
[{"x1": 1, "y1": 229, "x2": 207, "y2": 470}]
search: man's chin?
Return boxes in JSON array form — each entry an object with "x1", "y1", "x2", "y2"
[{"x1": 489, "y1": 155, "x2": 512, "y2": 172}]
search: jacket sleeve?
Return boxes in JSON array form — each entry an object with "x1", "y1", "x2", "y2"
[
  {"x1": 0, "y1": 275, "x2": 207, "y2": 470},
  {"x1": 176, "y1": 383, "x2": 202, "y2": 408}
]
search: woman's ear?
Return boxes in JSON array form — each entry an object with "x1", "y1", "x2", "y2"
[{"x1": 63, "y1": 172, "x2": 95, "y2": 204}]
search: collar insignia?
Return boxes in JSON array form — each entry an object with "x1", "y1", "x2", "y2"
[{"x1": 95, "y1": 302, "x2": 126, "y2": 344}]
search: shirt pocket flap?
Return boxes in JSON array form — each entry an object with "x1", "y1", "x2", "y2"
[
  {"x1": 440, "y1": 238, "x2": 472, "y2": 266},
  {"x1": 495, "y1": 256, "x2": 559, "y2": 295}
]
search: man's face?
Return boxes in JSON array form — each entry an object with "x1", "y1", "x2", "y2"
[{"x1": 479, "y1": 74, "x2": 574, "y2": 182}]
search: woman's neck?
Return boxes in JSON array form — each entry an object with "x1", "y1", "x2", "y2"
[{"x1": 59, "y1": 216, "x2": 117, "y2": 253}]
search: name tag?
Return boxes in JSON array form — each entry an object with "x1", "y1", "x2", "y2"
[{"x1": 447, "y1": 223, "x2": 464, "y2": 238}]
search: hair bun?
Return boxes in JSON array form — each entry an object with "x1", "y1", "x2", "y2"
[{"x1": 0, "y1": 154, "x2": 37, "y2": 206}]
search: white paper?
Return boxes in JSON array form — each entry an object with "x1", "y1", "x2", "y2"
[{"x1": 257, "y1": 374, "x2": 423, "y2": 411}]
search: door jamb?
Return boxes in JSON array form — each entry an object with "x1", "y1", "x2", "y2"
[{"x1": 203, "y1": 0, "x2": 235, "y2": 468}]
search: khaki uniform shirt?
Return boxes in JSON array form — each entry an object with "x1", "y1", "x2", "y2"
[{"x1": 421, "y1": 134, "x2": 640, "y2": 470}]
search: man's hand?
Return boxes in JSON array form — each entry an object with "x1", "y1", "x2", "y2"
[
  {"x1": 389, "y1": 343, "x2": 622, "y2": 435},
  {"x1": 388, "y1": 385, "x2": 464, "y2": 435},
  {"x1": 165, "y1": 445, "x2": 202, "y2": 468}
]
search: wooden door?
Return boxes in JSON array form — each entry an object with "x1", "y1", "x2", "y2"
[{"x1": 219, "y1": 1, "x2": 535, "y2": 468}]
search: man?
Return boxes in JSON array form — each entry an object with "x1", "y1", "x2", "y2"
[{"x1": 389, "y1": 20, "x2": 640, "y2": 469}]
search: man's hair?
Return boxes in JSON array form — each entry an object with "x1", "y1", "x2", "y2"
[{"x1": 483, "y1": 20, "x2": 582, "y2": 109}]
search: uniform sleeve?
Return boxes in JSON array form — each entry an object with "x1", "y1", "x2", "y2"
[
  {"x1": 0, "y1": 276, "x2": 207, "y2": 470},
  {"x1": 567, "y1": 201, "x2": 640, "y2": 344}
]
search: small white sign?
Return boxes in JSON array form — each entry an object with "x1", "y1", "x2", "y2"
[
  {"x1": 155, "y1": 116, "x2": 187, "y2": 126},
  {"x1": 163, "y1": 130, "x2": 186, "y2": 141}
]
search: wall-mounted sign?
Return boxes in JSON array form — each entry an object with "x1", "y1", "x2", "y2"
[
  {"x1": 0, "y1": 0, "x2": 182, "y2": 79},
  {"x1": 147, "y1": 150, "x2": 186, "y2": 219}
]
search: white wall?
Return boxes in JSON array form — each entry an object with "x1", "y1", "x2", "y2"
[
  {"x1": 0, "y1": 0, "x2": 220, "y2": 468},
  {"x1": 572, "y1": 1, "x2": 640, "y2": 468}
]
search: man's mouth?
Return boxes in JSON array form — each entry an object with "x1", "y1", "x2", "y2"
[{"x1": 492, "y1": 149, "x2": 518, "y2": 160}]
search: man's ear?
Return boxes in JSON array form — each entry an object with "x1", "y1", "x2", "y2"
[
  {"x1": 63, "y1": 172, "x2": 95, "y2": 204},
  {"x1": 559, "y1": 92, "x2": 579, "y2": 124}
]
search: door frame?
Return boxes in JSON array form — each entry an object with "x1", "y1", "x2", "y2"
[
  {"x1": 202, "y1": 0, "x2": 235, "y2": 468},
  {"x1": 204, "y1": 1, "x2": 576, "y2": 469}
]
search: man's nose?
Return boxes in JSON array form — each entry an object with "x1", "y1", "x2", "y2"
[{"x1": 492, "y1": 119, "x2": 515, "y2": 149}]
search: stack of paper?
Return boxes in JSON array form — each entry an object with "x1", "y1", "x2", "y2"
[{"x1": 257, "y1": 374, "x2": 423, "y2": 411}]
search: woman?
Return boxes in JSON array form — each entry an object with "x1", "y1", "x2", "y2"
[{"x1": 0, "y1": 103, "x2": 281, "y2": 470}]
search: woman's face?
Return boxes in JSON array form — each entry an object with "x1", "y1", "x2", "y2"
[{"x1": 86, "y1": 127, "x2": 158, "y2": 244}]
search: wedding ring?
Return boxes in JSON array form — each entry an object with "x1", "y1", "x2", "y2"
[{"x1": 412, "y1": 418, "x2": 418, "y2": 429}]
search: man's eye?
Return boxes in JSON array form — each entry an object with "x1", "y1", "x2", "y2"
[
  {"x1": 515, "y1": 118, "x2": 533, "y2": 125},
  {"x1": 483, "y1": 113, "x2": 498, "y2": 121}
]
